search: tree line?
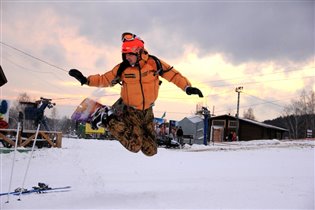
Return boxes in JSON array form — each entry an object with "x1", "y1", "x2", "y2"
[{"x1": 263, "y1": 90, "x2": 315, "y2": 139}]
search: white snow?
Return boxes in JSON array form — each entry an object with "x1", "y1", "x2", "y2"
[{"x1": 1, "y1": 138, "x2": 314, "y2": 210}]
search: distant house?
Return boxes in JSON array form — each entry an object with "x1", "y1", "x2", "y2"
[
  {"x1": 178, "y1": 116, "x2": 204, "y2": 144},
  {"x1": 209, "y1": 114, "x2": 288, "y2": 142}
]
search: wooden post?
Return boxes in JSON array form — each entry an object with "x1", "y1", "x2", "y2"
[
  {"x1": 18, "y1": 129, "x2": 22, "y2": 146},
  {"x1": 55, "y1": 132, "x2": 62, "y2": 148}
]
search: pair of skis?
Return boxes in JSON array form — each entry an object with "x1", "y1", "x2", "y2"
[
  {"x1": 0, "y1": 185, "x2": 71, "y2": 197},
  {"x1": 3, "y1": 123, "x2": 71, "y2": 202}
]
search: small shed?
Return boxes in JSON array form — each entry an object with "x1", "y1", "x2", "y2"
[
  {"x1": 178, "y1": 115, "x2": 204, "y2": 144},
  {"x1": 209, "y1": 114, "x2": 288, "y2": 142}
]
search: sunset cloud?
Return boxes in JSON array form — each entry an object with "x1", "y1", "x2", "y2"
[{"x1": 1, "y1": 1, "x2": 314, "y2": 121}]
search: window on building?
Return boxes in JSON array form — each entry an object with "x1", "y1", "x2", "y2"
[
  {"x1": 212, "y1": 120, "x2": 225, "y2": 127},
  {"x1": 228, "y1": 120, "x2": 238, "y2": 128}
]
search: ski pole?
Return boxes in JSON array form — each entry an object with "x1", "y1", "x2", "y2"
[
  {"x1": 5, "y1": 122, "x2": 21, "y2": 203},
  {"x1": 17, "y1": 124, "x2": 40, "y2": 201}
]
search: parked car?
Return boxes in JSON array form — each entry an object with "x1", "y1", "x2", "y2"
[{"x1": 157, "y1": 135, "x2": 180, "y2": 148}]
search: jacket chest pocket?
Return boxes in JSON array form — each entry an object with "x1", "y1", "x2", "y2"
[
  {"x1": 141, "y1": 70, "x2": 157, "y2": 83},
  {"x1": 124, "y1": 73, "x2": 136, "y2": 79},
  {"x1": 122, "y1": 73, "x2": 138, "y2": 84}
]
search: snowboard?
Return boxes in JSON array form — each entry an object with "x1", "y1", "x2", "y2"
[{"x1": 71, "y1": 98, "x2": 108, "y2": 123}]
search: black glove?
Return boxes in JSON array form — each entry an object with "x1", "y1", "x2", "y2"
[
  {"x1": 69, "y1": 69, "x2": 88, "y2": 85},
  {"x1": 186, "y1": 87, "x2": 204, "y2": 98}
]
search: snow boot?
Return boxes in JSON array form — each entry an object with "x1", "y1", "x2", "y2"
[
  {"x1": 38, "y1": 182, "x2": 51, "y2": 190},
  {"x1": 90, "y1": 106, "x2": 113, "y2": 130},
  {"x1": 14, "y1": 187, "x2": 27, "y2": 193},
  {"x1": 33, "y1": 182, "x2": 51, "y2": 191}
]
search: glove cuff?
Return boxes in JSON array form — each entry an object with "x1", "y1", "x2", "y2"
[{"x1": 184, "y1": 85, "x2": 190, "y2": 92}]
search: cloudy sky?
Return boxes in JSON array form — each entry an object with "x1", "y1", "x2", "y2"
[{"x1": 1, "y1": 0, "x2": 314, "y2": 122}]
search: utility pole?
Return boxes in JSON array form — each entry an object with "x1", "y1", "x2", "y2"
[{"x1": 235, "y1": 86, "x2": 243, "y2": 141}]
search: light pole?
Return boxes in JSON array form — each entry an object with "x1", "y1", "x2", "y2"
[{"x1": 235, "y1": 86, "x2": 243, "y2": 141}]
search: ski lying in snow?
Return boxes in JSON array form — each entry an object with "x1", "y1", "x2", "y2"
[{"x1": 0, "y1": 186, "x2": 71, "y2": 196}]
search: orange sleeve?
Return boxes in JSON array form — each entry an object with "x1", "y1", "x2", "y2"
[
  {"x1": 87, "y1": 64, "x2": 119, "y2": 87},
  {"x1": 159, "y1": 59, "x2": 191, "y2": 91}
]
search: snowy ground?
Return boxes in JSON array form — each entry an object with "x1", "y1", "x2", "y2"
[{"x1": 0, "y1": 138, "x2": 314, "y2": 210}]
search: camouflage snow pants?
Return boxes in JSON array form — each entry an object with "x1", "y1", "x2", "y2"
[{"x1": 107, "y1": 103, "x2": 157, "y2": 156}]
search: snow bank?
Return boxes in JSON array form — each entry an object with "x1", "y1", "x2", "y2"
[
  {"x1": 0, "y1": 138, "x2": 314, "y2": 209},
  {"x1": 183, "y1": 139, "x2": 314, "y2": 152}
]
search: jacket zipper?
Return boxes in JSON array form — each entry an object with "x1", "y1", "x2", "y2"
[{"x1": 137, "y1": 65, "x2": 145, "y2": 110}]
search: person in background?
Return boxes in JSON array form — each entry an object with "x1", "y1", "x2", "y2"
[{"x1": 176, "y1": 126, "x2": 184, "y2": 146}]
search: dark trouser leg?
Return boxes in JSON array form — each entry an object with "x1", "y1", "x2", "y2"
[
  {"x1": 107, "y1": 106, "x2": 157, "y2": 156},
  {"x1": 140, "y1": 108, "x2": 157, "y2": 156},
  {"x1": 107, "y1": 107, "x2": 143, "y2": 153}
]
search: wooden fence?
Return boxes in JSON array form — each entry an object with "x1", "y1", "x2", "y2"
[{"x1": 0, "y1": 128, "x2": 62, "y2": 148}]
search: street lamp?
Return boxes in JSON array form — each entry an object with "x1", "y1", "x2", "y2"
[{"x1": 235, "y1": 86, "x2": 243, "y2": 141}]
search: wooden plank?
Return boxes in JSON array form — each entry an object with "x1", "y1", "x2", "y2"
[
  {"x1": 5, "y1": 129, "x2": 64, "y2": 148},
  {"x1": 22, "y1": 129, "x2": 62, "y2": 134},
  {"x1": 39, "y1": 132, "x2": 55, "y2": 147},
  {"x1": 0, "y1": 129, "x2": 19, "y2": 132},
  {"x1": 20, "y1": 134, "x2": 35, "y2": 147},
  {"x1": 0, "y1": 132, "x2": 15, "y2": 147}
]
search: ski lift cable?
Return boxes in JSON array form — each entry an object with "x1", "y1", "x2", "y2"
[
  {"x1": 211, "y1": 94, "x2": 297, "y2": 116},
  {"x1": 3, "y1": 50, "x2": 70, "y2": 85},
  {"x1": 158, "y1": 75, "x2": 314, "y2": 100},
  {"x1": 213, "y1": 94, "x2": 289, "y2": 116},
  {"x1": 0, "y1": 41, "x2": 68, "y2": 73},
  {"x1": 242, "y1": 91, "x2": 288, "y2": 108},
  {"x1": 3, "y1": 59, "x2": 71, "y2": 94},
  {"x1": 202, "y1": 75, "x2": 315, "y2": 88},
  {"x1": 3, "y1": 56, "x2": 67, "y2": 83},
  {"x1": 196, "y1": 66, "x2": 315, "y2": 85},
  {"x1": 158, "y1": 75, "x2": 314, "y2": 93}
]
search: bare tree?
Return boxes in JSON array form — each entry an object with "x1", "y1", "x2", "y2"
[
  {"x1": 243, "y1": 107, "x2": 256, "y2": 120},
  {"x1": 58, "y1": 116, "x2": 74, "y2": 134},
  {"x1": 8, "y1": 92, "x2": 32, "y2": 128},
  {"x1": 49, "y1": 107, "x2": 59, "y2": 131},
  {"x1": 283, "y1": 89, "x2": 315, "y2": 139}
]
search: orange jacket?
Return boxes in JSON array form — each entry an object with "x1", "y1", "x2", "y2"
[{"x1": 87, "y1": 55, "x2": 191, "y2": 110}]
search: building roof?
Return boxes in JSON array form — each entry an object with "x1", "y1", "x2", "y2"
[
  {"x1": 211, "y1": 114, "x2": 288, "y2": 131},
  {"x1": 181, "y1": 115, "x2": 203, "y2": 124}
]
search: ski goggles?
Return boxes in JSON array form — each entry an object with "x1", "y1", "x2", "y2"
[{"x1": 121, "y1": 32, "x2": 139, "y2": 42}]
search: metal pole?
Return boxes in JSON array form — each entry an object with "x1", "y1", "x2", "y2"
[
  {"x1": 202, "y1": 107, "x2": 210, "y2": 145},
  {"x1": 235, "y1": 87, "x2": 243, "y2": 141},
  {"x1": 203, "y1": 114, "x2": 208, "y2": 145},
  {"x1": 18, "y1": 124, "x2": 40, "y2": 201},
  {"x1": 6, "y1": 123, "x2": 21, "y2": 203}
]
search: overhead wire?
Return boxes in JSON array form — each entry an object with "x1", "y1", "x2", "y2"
[
  {"x1": 242, "y1": 91, "x2": 289, "y2": 109},
  {"x1": 0, "y1": 41, "x2": 68, "y2": 73},
  {"x1": 198, "y1": 66, "x2": 315, "y2": 85},
  {"x1": 3, "y1": 56, "x2": 66, "y2": 82},
  {"x1": 213, "y1": 92, "x2": 296, "y2": 118}
]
